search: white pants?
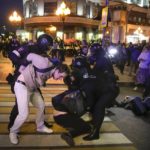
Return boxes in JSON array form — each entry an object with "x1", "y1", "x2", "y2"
[{"x1": 10, "y1": 82, "x2": 45, "y2": 133}]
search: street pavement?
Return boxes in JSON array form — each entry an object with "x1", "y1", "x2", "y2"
[{"x1": 0, "y1": 53, "x2": 149, "y2": 150}]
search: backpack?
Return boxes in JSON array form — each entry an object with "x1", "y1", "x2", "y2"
[{"x1": 130, "y1": 97, "x2": 147, "y2": 115}]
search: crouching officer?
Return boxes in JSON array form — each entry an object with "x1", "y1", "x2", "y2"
[{"x1": 9, "y1": 52, "x2": 69, "y2": 145}]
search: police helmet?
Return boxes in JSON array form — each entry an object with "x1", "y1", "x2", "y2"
[
  {"x1": 17, "y1": 44, "x2": 29, "y2": 56},
  {"x1": 37, "y1": 34, "x2": 53, "y2": 51},
  {"x1": 90, "y1": 43, "x2": 101, "y2": 52},
  {"x1": 72, "y1": 56, "x2": 85, "y2": 68}
]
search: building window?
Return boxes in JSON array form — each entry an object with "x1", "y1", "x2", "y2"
[
  {"x1": 138, "y1": 17, "x2": 141, "y2": 22},
  {"x1": 44, "y1": 2, "x2": 57, "y2": 15},
  {"x1": 66, "y1": 1, "x2": 77, "y2": 15},
  {"x1": 92, "y1": 4, "x2": 99, "y2": 19},
  {"x1": 86, "y1": 3, "x2": 90, "y2": 18},
  {"x1": 128, "y1": 16, "x2": 132, "y2": 22},
  {"x1": 29, "y1": 0, "x2": 38, "y2": 17},
  {"x1": 142, "y1": 18, "x2": 146, "y2": 23},
  {"x1": 133, "y1": 16, "x2": 137, "y2": 22}
]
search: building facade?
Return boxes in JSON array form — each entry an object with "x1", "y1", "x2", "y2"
[
  {"x1": 23, "y1": 0, "x2": 103, "y2": 42},
  {"x1": 22, "y1": 0, "x2": 150, "y2": 43},
  {"x1": 110, "y1": 0, "x2": 150, "y2": 43}
]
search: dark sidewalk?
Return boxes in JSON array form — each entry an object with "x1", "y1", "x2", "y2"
[{"x1": 109, "y1": 86, "x2": 150, "y2": 150}]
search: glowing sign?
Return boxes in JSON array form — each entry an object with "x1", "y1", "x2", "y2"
[{"x1": 101, "y1": 7, "x2": 108, "y2": 28}]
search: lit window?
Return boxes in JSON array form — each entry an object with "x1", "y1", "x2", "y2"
[
  {"x1": 37, "y1": 31, "x2": 45, "y2": 38},
  {"x1": 138, "y1": 17, "x2": 141, "y2": 22},
  {"x1": 75, "y1": 32, "x2": 83, "y2": 40},
  {"x1": 44, "y1": 2, "x2": 57, "y2": 15},
  {"x1": 57, "y1": 32, "x2": 63, "y2": 39}
]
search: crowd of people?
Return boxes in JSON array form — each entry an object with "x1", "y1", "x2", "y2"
[{"x1": 0, "y1": 33, "x2": 150, "y2": 146}]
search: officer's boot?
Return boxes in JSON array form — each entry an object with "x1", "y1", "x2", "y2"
[{"x1": 83, "y1": 127, "x2": 99, "y2": 141}]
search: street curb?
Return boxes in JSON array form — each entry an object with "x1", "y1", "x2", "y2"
[
  {"x1": 0, "y1": 81, "x2": 135, "y2": 87},
  {"x1": 118, "y1": 82, "x2": 134, "y2": 87}
]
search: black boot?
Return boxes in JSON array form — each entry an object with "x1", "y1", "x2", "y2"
[
  {"x1": 83, "y1": 127, "x2": 99, "y2": 141},
  {"x1": 61, "y1": 132, "x2": 75, "y2": 146}
]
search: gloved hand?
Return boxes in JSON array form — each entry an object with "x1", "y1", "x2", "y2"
[{"x1": 50, "y1": 58, "x2": 61, "y2": 66}]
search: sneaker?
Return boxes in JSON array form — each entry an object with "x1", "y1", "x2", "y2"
[
  {"x1": 133, "y1": 86, "x2": 138, "y2": 91},
  {"x1": 9, "y1": 132, "x2": 19, "y2": 145},
  {"x1": 37, "y1": 126, "x2": 53, "y2": 134}
]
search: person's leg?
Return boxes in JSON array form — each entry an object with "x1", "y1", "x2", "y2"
[
  {"x1": 129, "y1": 61, "x2": 134, "y2": 75},
  {"x1": 31, "y1": 91, "x2": 53, "y2": 133},
  {"x1": 8, "y1": 100, "x2": 18, "y2": 130},
  {"x1": 54, "y1": 114, "x2": 91, "y2": 137},
  {"x1": 54, "y1": 114, "x2": 91, "y2": 146},
  {"x1": 83, "y1": 92, "x2": 115, "y2": 141},
  {"x1": 9, "y1": 82, "x2": 29, "y2": 144},
  {"x1": 37, "y1": 88, "x2": 52, "y2": 128}
]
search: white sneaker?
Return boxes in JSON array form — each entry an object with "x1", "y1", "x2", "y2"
[
  {"x1": 9, "y1": 133, "x2": 19, "y2": 145},
  {"x1": 133, "y1": 86, "x2": 138, "y2": 91},
  {"x1": 37, "y1": 126, "x2": 53, "y2": 134}
]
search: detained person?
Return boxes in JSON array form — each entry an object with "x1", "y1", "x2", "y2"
[{"x1": 9, "y1": 53, "x2": 69, "y2": 145}]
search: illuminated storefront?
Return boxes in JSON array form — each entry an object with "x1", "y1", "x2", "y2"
[
  {"x1": 23, "y1": 0, "x2": 102, "y2": 42},
  {"x1": 23, "y1": 0, "x2": 150, "y2": 43}
]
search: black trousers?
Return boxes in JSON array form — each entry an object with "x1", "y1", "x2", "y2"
[
  {"x1": 81, "y1": 80, "x2": 119, "y2": 132},
  {"x1": 54, "y1": 114, "x2": 91, "y2": 137},
  {"x1": 8, "y1": 100, "x2": 18, "y2": 130},
  {"x1": 91, "y1": 91, "x2": 117, "y2": 131}
]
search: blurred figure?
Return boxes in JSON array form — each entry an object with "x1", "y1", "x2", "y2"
[
  {"x1": 8, "y1": 36, "x2": 20, "y2": 52},
  {"x1": 115, "y1": 43, "x2": 127, "y2": 74},
  {"x1": 134, "y1": 44, "x2": 150, "y2": 90},
  {"x1": 126, "y1": 42, "x2": 133, "y2": 66},
  {"x1": 128, "y1": 44, "x2": 141, "y2": 76}
]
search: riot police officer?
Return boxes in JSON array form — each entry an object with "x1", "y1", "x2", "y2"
[{"x1": 82, "y1": 43, "x2": 119, "y2": 141}]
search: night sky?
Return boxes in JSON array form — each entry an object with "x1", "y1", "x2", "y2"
[{"x1": 0, "y1": 0, "x2": 23, "y2": 31}]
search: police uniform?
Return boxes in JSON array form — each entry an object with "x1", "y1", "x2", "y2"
[{"x1": 82, "y1": 44, "x2": 119, "y2": 141}]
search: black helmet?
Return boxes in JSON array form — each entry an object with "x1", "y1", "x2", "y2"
[
  {"x1": 17, "y1": 44, "x2": 29, "y2": 56},
  {"x1": 72, "y1": 56, "x2": 86, "y2": 68},
  {"x1": 37, "y1": 34, "x2": 53, "y2": 51},
  {"x1": 90, "y1": 43, "x2": 104, "y2": 56},
  {"x1": 90, "y1": 43, "x2": 101, "y2": 52}
]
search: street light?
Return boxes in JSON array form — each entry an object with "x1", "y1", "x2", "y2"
[
  {"x1": 9, "y1": 11, "x2": 22, "y2": 26},
  {"x1": 56, "y1": 1, "x2": 71, "y2": 42}
]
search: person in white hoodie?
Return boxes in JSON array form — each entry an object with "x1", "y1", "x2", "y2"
[{"x1": 9, "y1": 53, "x2": 69, "y2": 145}]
